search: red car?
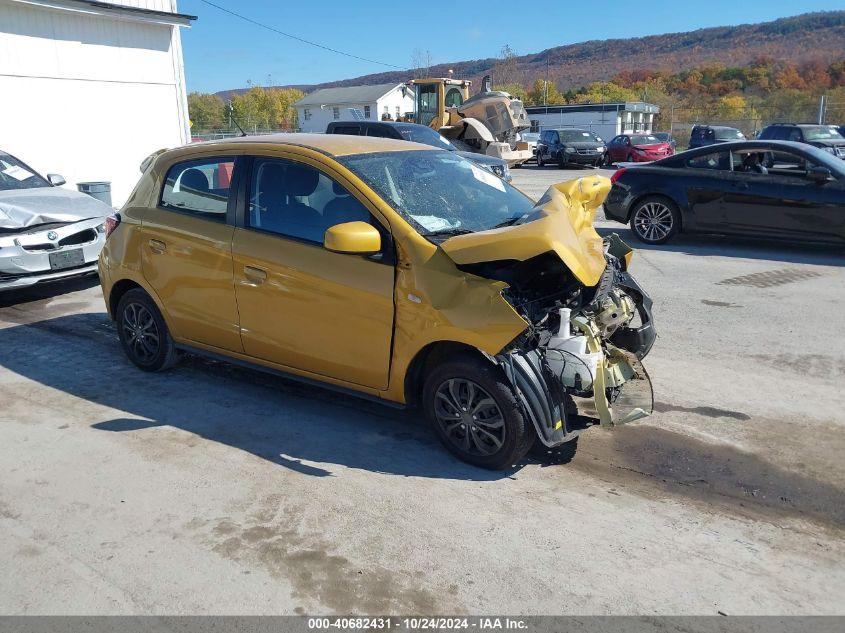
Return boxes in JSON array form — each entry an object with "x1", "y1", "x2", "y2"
[{"x1": 605, "y1": 133, "x2": 674, "y2": 164}]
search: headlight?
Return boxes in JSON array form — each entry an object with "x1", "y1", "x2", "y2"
[
  {"x1": 598, "y1": 146, "x2": 606, "y2": 152},
  {"x1": 565, "y1": 147, "x2": 575, "y2": 153}
]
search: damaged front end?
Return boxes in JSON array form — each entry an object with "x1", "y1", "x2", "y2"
[{"x1": 441, "y1": 176, "x2": 656, "y2": 447}]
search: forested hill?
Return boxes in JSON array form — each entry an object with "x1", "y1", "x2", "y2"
[{"x1": 218, "y1": 11, "x2": 845, "y2": 97}]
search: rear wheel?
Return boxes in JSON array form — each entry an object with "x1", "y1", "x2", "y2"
[
  {"x1": 116, "y1": 288, "x2": 178, "y2": 372},
  {"x1": 630, "y1": 196, "x2": 680, "y2": 245},
  {"x1": 423, "y1": 356, "x2": 533, "y2": 469}
]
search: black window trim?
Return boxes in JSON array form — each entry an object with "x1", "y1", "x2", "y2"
[
  {"x1": 238, "y1": 155, "x2": 395, "y2": 265},
  {"x1": 158, "y1": 154, "x2": 241, "y2": 225}
]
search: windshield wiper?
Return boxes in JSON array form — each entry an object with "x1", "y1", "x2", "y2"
[
  {"x1": 425, "y1": 227, "x2": 474, "y2": 238},
  {"x1": 491, "y1": 215, "x2": 524, "y2": 229}
]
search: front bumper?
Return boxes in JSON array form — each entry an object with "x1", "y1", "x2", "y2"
[
  {"x1": 0, "y1": 217, "x2": 107, "y2": 291},
  {"x1": 563, "y1": 151, "x2": 604, "y2": 164}
]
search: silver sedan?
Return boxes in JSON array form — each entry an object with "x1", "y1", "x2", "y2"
[{"x1": 1, "y1": 150, "x2": 113, "y2": 291}]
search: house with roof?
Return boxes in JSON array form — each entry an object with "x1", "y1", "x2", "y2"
[{"x1": 295, "y1": 83, "x2": 415, "y2": 133}]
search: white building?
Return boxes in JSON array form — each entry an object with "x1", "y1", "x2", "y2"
[
  {"x1": 0, "y1": 0, "x2": 195, "y2": 206},
  {"x1": 295, "y1": 83, "x2": 415, "y2": 133},
  {"x1": 526, "y1": 102, "x2": 660, "y2": 142}
]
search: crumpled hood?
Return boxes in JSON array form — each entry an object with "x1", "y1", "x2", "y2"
[
  {"x1": 0, "y1": 186, "x2": 113, "y2": 230},
  {"x1": 440, "y1": 175, "x2": 611, "y2": 287}
]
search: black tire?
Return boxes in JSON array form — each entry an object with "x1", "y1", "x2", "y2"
[
  {"x1": 116, "y1": 288, "x2": 179, "y2": 372},
  {"x1": 629, "y1": 195, "x2": 681, "y2": 245},
  {"x1": 557, "y1": 153, "x2": 568, "y2": 169},
  {"x1": 537, "y1": 151, "x2": 545, "y2": 168},
  {"x1": 422, "y1": 356, "x2": 533, "y2": 469}
]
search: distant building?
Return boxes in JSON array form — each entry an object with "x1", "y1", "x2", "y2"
[
  {"x1": 295, "y1": 83, "x2": 415, "y2": 133},
  {"x1": 0, "y1": 0, "x2": 195, "y2": 206},
  {"x1": 526, "y1": 102, "x2": 660, "y2": 141}
]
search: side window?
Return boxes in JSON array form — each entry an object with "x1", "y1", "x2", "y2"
[
  {"x1": 332, "y1": 124, "x2": 360, "y2": 135},
  {"x1": 160, "y1": 157, "x2": 235, "y2": 221},
  {"x1": 366, "y1": 126, "x2": 395, "y2": 139},
  {"x1": 787, "y1": 128, "x2": 803, "y2": 142},
  {"x1": 686, "y1": 151, "x2": 731, "y2": 171},
  {"x1": 552, "y1": 132, "x2": 560, "y2": 144},
  {"x1": 622, "y1": 136, "x2": 631, "y2": 145},
  {"x1": 444, "y1": 87, "x2": 463, "y2": 108},
  {"x1": 248, "y1": 158, "x2": 372, "y2": 244}
]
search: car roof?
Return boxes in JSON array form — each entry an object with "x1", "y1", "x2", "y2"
[
  {"x1": 666, "y1": 140, "x2": 813, "y2": 157},
  {"x1": 191, "y1": 132, "x2": 431, "y2": 157}
]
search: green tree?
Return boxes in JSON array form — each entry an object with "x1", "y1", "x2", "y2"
[
  {"x1": 526, "y1": 79, "x2": 563, "y2": 106},
  {"x1": 575, "y1": 82, "x2": 637, "y2": 104},
  {"x1": 187, "y1": 92, "x2": 226, "y2": 131}
]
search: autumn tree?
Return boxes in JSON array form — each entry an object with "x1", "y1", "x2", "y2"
[{"x1": 526, "y1": 79, "x2": 563, "y2": 106}]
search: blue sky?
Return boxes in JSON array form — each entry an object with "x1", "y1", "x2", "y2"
[{"x1": 179, "y1": 0, "x2": 845, "y2": 94}]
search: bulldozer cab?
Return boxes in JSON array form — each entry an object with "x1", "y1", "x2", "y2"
[{"x1": 410, "y1": 78, "x2": 470, "y2": 129}]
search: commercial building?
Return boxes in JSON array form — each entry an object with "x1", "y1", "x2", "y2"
[
  {"x1": 526, "y1": 102, "x2": 660, "y2": 141},
  {"x1": 295, "y1": 83, "x2": 415, "y2": 133},
  {"x1": 0, "y1": 0, "x2": 195, "y2": 206}
]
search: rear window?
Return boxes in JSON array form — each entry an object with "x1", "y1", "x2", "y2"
[{"x1": 160, "y1": 157, "x2": 235, "y2": 221}]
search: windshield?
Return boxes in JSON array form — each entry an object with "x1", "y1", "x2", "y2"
[
  {"x1": 339, "y1": 150, "x2": 535, "y2": 238},
  {"x1": 803, "y1": 126, "x2": 845, "y2": 141},
  {"x1": 559, "y1": 129, "x2": 601, "y2": 143},
  {"x1": 630, "y1": 135, "x2": 661, "y2": 145},
  {"x1": 396, "y1": 125, "x2": 457, "y2": 151},
  {"x1": 714, "y1": 128, "x2": 745, "y2": 140},
  {"x1": 0, "y1": 152, "x2": 50, "y2": 191}
]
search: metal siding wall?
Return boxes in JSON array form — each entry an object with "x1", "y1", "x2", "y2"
[{"x1": 0, "y1": 0, "x2": 190, "y2": 205}]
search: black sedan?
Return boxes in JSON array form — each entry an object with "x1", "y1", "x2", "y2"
[{"x1": 604, "y1": 140, "x2": 845, "y2": 245}]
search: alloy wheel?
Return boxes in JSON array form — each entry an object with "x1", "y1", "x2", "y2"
[
  {"x1": 121, "y1": 302, "x2": 160, "y2": 363},
  {"x1": 433, "y1": 378, "x2": 506, "y2": 457},
  {"x1": 634, "y1": 201, "x2": 674, "y2": 242}
]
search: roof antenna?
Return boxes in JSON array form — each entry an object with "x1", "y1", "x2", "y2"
[{"x1": 227, "y1": 100, "x2": 248, "y2": 137}]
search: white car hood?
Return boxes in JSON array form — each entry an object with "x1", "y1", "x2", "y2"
[{"x1": 0, "y1": 186, "x2": 113, "y2": 230}]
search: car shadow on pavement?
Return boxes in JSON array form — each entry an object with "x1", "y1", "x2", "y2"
[
  {"x1": 0, "y1": 313, "x2": 528, "y2": 481},
  {"x1": 0, "y1": 274, "x2": 101, "y2": 309},
  {"x1": 596, "y1": 226, "x2": 845, "y2": 267}
]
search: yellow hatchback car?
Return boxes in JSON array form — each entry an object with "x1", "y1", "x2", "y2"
[{"x1": 99, "y1": 134, "x2": 656, "y2": 469}]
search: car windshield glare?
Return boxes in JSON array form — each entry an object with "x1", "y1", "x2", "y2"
[
  {"x1": 560, "y1": 130, "x2": 600, "y2": 143},
  {"x1": 631, "y1": 135, "x2": 660, "y2": 145},
  {"x1": 339, "y1": 150, "x2": 535, "y2": 238},
  {"x1": 398, "y1": 126, "x2": 457, "y2": 150},
  {"x1": 0, "y1": 152, "x2": 51, "y2": 191},
  {"x1": 803, "y1": 126, "x2": 845, "y2": 141}
]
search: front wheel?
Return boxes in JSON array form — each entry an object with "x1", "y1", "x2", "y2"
[
  {"x1": 630, "y1": 196, "x2": 681, "y2": 245},
  {"x1": 537, "y1": 151, "x2": 545, "y2": 168},
  {"x1": 557, "y1": 153, "x2": 568, "y2": 169},
  {"x1": 423, "y1": 356, "x2": 533, "y2": 469}
]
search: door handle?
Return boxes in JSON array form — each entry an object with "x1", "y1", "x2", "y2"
[
  {"x1": 243, "y1": 265, "x2": 268, "y2": 285},
  {"x1": 148, "y1": 239, "x2": 166, "y2": 253}
]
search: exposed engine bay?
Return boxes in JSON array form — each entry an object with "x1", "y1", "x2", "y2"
[{"x1": 459, "y1": 233, "x2": 656, "y2": 447}]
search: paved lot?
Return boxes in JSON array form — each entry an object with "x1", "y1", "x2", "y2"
[{"x1": 1, "y1": 165, "x2": 844, "y2": 615}]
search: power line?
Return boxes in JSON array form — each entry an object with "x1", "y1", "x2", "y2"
[{"x1": 196, "y1": 0, "x2": 402, "y2": 70}]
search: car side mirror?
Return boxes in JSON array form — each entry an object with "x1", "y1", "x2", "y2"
[
  {"x1": 808, "y1": 166, "x2": 832, "y2": 182},
  {"x1": 47, "y1": 173, "x2": 66, "y2": 187},
  {"x1": 323, "y1": 221, "x2": 381, "y2": 255}
]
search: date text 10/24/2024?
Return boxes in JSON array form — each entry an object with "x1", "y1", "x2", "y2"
[{"x1": 308, "y1": 618, "x2": 529, "y2": 630}]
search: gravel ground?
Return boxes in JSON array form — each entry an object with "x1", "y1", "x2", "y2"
[{"x1": 0, "y1": 165, "x2": 843, "y2": 615}]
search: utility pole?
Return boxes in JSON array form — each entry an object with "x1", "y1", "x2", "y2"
[
  {"x1": 544, "y1": 56, "x2": 549, "y2": 106},
  {"x1": 818, "y1": 94, "x2": 826, "y2": 125}
]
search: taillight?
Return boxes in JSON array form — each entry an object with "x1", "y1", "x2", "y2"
[
  {"x1": 102, "y1": 213, "x2": 121, "y2": 238},
  {"x1": 610, "y1": 168, "x2": 627, "y2": 184}
]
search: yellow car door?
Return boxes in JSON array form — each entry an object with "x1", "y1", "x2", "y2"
[
  {"x1": 231, "y1": 155, "x2": 394, "y2": 390},
  {"x1": 141, "y1": 156, "x2": 242, "y2": 352}
]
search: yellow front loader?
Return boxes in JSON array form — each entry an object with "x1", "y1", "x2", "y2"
[{"x1": 409, "y1": 75, "x2": 533, "y2": 166}]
